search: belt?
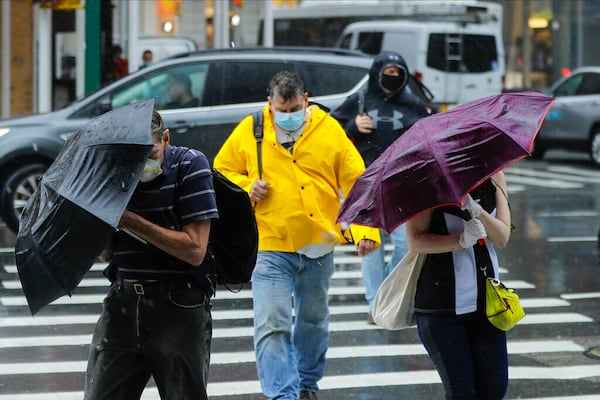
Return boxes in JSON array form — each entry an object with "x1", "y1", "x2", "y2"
[{"x1": 115, "y1": 278, "x2": 198, "y2": 295}]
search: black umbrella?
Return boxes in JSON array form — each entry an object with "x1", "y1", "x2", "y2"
[{"x1": 15, "y1": 99, "x2": 155, "y2": 314}]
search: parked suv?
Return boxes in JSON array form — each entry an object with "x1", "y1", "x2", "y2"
[
  {"x1": 532, "y1": 66, "x2": 600, "y2": 165},
  {"x1": 0, "y1": 47, "x2": 434, "y2": 233}
]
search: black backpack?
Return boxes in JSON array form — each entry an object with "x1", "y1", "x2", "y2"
[
  {"x1": 210, "y1": 169, "x2": 258, "y2": 287},
  {"x1": 175, "y1": 148, "x2": 258, "y2": 289}
]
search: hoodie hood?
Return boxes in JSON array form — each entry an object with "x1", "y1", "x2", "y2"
[{"x1": 367, "y1": 51, "x2": 409, "y2": 98}]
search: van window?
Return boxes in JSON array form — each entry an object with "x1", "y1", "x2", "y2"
[
  {"x1": 299, "y1": 63, "x2": 367, "y2": 96},
  {"x1": 356, "y1": 32, "x2": 383, "y2": 55},
  {"x1": 427, "y1": 34, "x2": 498, "y2": 73}
]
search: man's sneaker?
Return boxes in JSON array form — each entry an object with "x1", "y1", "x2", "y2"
[{"x1": 299, "y1": 389, "x2": 318, "y2": 400}]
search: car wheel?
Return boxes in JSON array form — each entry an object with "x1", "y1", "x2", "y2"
[
  {"x1": 1, "y1": 163, "x2": 47, "y2": 233},
  {"x1": 590, "y1": 129, "x2": 600, "y2": 167}
]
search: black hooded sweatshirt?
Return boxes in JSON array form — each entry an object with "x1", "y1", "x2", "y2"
[{"x1": 331, "y1": 51, "x2": 432, "y2": 166}]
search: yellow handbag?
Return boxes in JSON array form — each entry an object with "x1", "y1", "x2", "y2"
[{"x1": 485, "y1": 277, "x2": 525, "y2": 331}]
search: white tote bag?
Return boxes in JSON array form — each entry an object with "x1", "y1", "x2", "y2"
[{"x1": 372, "y1": 252, "x2": 426, "y2": 330}]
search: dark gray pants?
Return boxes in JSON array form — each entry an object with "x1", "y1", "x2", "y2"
[{"x1": 84, "y1": 283, "x2": 212, "y2": 400}]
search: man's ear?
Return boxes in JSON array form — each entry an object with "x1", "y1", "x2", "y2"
[{"x1": 163, "y1": 129, "x2": 171, "y2": 144}]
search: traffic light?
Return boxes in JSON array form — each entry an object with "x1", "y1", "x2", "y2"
[{"x1": 233, "y1": 0, "x2": 244, "y2": 7}]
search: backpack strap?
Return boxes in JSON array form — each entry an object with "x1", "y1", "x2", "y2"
[{"x1": 252, "y1": 111, "x2": 264, "y2": 180}]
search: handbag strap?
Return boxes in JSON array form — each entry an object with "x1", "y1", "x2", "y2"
[{"x1": 473, "y1": 243, "x2": 494, "y2": 312}]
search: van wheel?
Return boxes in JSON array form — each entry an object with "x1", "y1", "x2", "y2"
[
  {"x1": 590, "y1": 129, "x2": 600, "y2": 167},
  {"x1": 1, "y1": 163, "x2": 47, "y2": 233}
]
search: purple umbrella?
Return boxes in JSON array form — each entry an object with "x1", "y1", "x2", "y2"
[{"x1": 337, "y1": 91, "x2": 554, "y2": 233}]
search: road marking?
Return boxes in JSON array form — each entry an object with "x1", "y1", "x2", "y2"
[
  {"x1": 0, "y1": 277, "x2": 535, "y2": 306},
  {"x1": 0, "y1": 297, "x2": 565, "y2": 328},
  {"x1": 547, "y1": 165, "x2": 600, "y2": 180},
  {"x1": 561, "y1": 292, "x2": 600, "y2": 300},
  {"x1": 1, "y1": 364, "x2": 599, "y2": 399},
  {"x1": 0, "y1": 313, "x2": 591, "y2": 349},
  {"x1": 538, "y1": 211, "x2": 600, "y2": 218},
  {"x1": 503, "y1": 174, "x2": 582, "y2": 189},
  {"x1": 508, "y1": 167, "x2": 600, "y2": 185},
  {"x1": 0, "y1": 340, "x2": 585, "y2": 374},
  {"x1": 547, "y1": 236, "x2": 597, "y2": 242},
  {"x1": 519, "y1": 313, "x2": 593, "y2": 324}
]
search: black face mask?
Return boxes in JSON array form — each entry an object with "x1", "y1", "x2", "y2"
[{"x1": 381, "y1": 73, "x2": 406, "y2": 93}]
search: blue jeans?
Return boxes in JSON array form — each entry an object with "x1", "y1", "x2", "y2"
[
  {"x1": 416, "y1": 312, "x2": 508, "y2": 400},
  {"x1": 84, "y1": 283, "x2": 212, "y2": 400},
  {"x1": 362, "y1": 225, "x2": 408, "y2": 310},
  {"x1": 252, "y1": 251, "x2": 334, "y2": 400}
]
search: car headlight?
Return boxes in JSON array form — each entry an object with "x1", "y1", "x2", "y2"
[{"x1": 0, "y1": 128, "x2": 10, "y2": 137}]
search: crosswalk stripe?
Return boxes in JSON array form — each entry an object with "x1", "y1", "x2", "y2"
[
  {"x1": 0, "y1": 340, "x2": 585, "y2": 374},
  {"x1": 503, "y1": 174, "x2": 582, "y2": 189},
  {"x1": 0, "y1": 298, "x2": 570, "y2": 328},
  {"x1": 538, "y1": 210, "x2": 600, "y2": 217},
  {"x1": 0, "y1": 312, "x2": 591, "y2": 349},
  {"x1": 562, "y1": 292, "x2": 600, "y2": 300},
  {"x1": 0, "y1": 279, "x2": 537, "y2": 306},
  {"x1": 1, "y1": 261, "x2": 512, "y2": 276},
  {"x1": 547, "y1": 236, "x2": 597, "y2": 242},
  {"x1": 547, "y1": 165, "x2": 600, "y2": 178},
  {"x1": 506, "y1": 167, "x2": 599, "y2": 185},
  {"x1": 1, "y1": 364, "x2": 599, "y2": 400}
]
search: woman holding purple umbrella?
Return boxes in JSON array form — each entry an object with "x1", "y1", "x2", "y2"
[{"x1": 405, "y1": 171, "x2": 512, "y2": 399}]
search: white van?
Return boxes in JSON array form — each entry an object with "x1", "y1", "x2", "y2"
[{"x1": 335, "y1": 19, "x2": 505, "y2": 108}]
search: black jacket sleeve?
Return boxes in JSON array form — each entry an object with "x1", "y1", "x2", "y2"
[{"x1": 331, "y1": 92, "x2": 362, "y2": 140}]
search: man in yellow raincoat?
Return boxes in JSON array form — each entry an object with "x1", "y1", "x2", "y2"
[{"x1": 214, "y1": 71, "x2": 380, "y2": 400}]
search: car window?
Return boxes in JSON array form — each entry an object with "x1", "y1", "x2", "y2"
[
  {"x1": 576, "y1": 73, "x2": 600, "y2": 95},
  {"x1": 215, "y1": 61, "x2": 296, "y2": 105},
  {"x1": 299, "y1": 63, "x2": 367, "y2": 96},
  {"x1": 554, "y1": 74, "x2": 584, "y2": 97},
  {"x1": 111, "y1": 64, "x2": 209, "y2": 110}
]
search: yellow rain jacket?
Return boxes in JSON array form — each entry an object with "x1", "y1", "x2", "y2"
[{"x1": 214, "y1": 104, "x2": 380, "y2": 252}]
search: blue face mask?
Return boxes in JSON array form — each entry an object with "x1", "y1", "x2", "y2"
[{"x1": 274, "y1": 109, "x2": 305, "y2": 132}]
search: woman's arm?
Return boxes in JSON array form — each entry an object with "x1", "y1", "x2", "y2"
[
  {"x1": 406, "y1": 211, "x2": 465, "y2": 254},
  {"x1": 475, "y1": 171, "x2": 511, "y2": 248}
]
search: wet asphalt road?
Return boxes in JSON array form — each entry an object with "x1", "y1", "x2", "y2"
[{"x1": 1, "y1": 151, "x2": 600, "y2": 399}]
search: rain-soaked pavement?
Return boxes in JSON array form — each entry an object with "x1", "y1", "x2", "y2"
[{"x1": 1, "y1": 153, "x2": 600, "y2": 399}]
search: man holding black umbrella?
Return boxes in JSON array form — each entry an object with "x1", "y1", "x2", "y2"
[{"x1": 84, "y1": 111, "x2": 218, "y2": 400}]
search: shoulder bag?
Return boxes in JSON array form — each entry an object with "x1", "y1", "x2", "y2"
[{"x1": 372, "y1": 251, "x2": 426, "y2": 330}]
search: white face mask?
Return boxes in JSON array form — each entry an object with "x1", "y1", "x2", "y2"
[{"x1": 139, "y1": 158, "x2": 162, "y2": 182}]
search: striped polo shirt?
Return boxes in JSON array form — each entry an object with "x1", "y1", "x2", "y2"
[{"x1": 107, "y1": 145, "x2": 218, "y2": 287}]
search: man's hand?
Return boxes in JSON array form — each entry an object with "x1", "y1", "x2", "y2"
[
  {"x1": 250, "y1": 179, "x2": 269, "y2": 203},
  {"x1": 98, "y1": 243, "x2": 113, "y2": 263},
  {"x1": 355, "y1": 113, "x2": 374, "y2": 134},
  {"x1": 357, "y1": 238, "x2": 377, "y2": 256}
]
